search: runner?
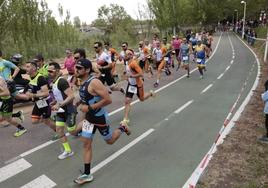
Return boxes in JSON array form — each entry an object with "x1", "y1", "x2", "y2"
[
  {"x1": 137, "y1": 41, "x2": 150, "y2": 72},
  {"x1": 63, "y1": 49, "x2": 76, "y2": 88},
  {"x1": 48, "y1": 62, "x2": 76, "y2": 159},
  {"x1": 119, "y1": 42, "x2": 128, "y2": 64},
  {"x1": 24, "y1": 61, "x2": 56, "y2": 131},
  {"x1": 171, "y1": 35, "x2": 181, "y2": 67},
  {"x1": 104, "y1": 42, "x2": 119, "y2": 77},
  {"x1": 179, "y1": 38, "x2": 191, "y2": 77},
  {"x1": 94, "y1": 42, "x2": 124, "y2": 94},
  {"x1": 73, "y1": 58, "x2": 130, "y2": 185},
  {"x1": 195, "y1": 40, "x2": 206, "y2": 79},
  {"x1": 121, "y1": 49, "x2": 155, "y2": 125},
  {"x1": 0, "y1": 76, "x2": 27, "y2": 137},
  {"x1": 162, "y1": 37, "x2": 172, "y2": 75},
  {"x1": 152, "y1": 40, "x2": 167, "y2": 87},
  {"x1": 34, "y1": 54, "x2": 49, "y2": 79}
]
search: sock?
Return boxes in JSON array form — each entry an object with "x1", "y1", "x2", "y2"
[
  {"x1": 12, "y1": 112, "x2": 20, "y2": 118},
  {"x1": 17, "y1": 124, "x2": 24, "y2": 130},
  {"x1": 156, "y1": 79, "x2": 159, "y2": 83},
  {"x1": 84, "y1": 163, "x2": 91, "y2": 175},
  {"x1": 63, "y1": 142, "x2": 71, "y2": 152}
]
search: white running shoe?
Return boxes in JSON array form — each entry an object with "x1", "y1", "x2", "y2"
[{"x1": 58, "y1": 151, "x2": 74, "y2": 160}]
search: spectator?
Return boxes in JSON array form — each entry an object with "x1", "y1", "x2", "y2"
[
  {"x1": 258, "y1": 80, "x2": 268, "y2": 142},
  {"x1": 250, "y1": 30, "x2": 257, "y2": 46}
]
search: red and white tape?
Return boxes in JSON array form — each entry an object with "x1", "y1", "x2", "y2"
[{"x1": 182, "y1": 35, "x2": 260, "y2": 188}]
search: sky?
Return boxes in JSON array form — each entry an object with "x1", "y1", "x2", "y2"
[{"x1": 44, "y1": 0, "x2": 147, "y2": 24}]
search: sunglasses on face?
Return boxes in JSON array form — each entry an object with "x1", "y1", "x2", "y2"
[
  {"x1": 74, "y1": 56, "x2": 80, "y2": 60},
  {"x1": 75, "y1": 66, "x2": 84, "y2": 70},
  {"x1": 94, "y1": 46, "x2": 98, "y2": 49},
  {"x1": 48, "y1": 70, "x2": 55, "y2": 73},
  {"x1": 122, "y1": 45, "x2": 126, "y2": 48}
]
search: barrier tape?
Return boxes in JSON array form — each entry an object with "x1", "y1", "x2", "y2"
[{"x1": 182, "y1": 34, "x2": 259, "y2": 188}]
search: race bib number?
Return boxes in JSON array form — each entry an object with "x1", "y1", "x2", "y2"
[
  {"x1": 196, "y1": 58, "x2": 202, "y2": 63},
  {"x1": 36, "y1": 99, "x2": 48, "y2": 109},
  {"x1": 182, "y1": 56, "x2": 189, "y2": 61},
  {"x1": 164, "y1": 57, "x2": 169, "y2": 61},
  {"x1": 0, "y1": 101, "x2": 2, "y2": 108},
  {"x1": 128, "y1": 85, "x2": 137, "y2": 94},
  {"x1": 82, "y1": 120, "x2": 94, "y2": 134}
]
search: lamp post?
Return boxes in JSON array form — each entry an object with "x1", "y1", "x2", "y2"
[{"x1": 241, "y1": 1, "x2": 247, "y2": 39}]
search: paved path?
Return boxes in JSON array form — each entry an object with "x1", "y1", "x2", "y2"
[{"x1": 0, "y1": 32, "x2": 258, "y2": 188}]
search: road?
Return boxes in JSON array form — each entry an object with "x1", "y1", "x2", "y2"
[{"x1": 0, "y1": 32, "x2": 258, "y2": 188}]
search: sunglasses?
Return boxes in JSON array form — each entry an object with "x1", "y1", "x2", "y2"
[
  {"x1": 122, "y1": 45, "x2": 126, "y2": 48},
  {"x1": 74, "y1": 56, "x2": 80, "y2": 60},
  {"x1": 75, "y1": 66, "x2": 84, "y2": 70},
  {"x1": 94, "y1": 46, "x2": 98, "y2": 49},
  {"x1": 48, "y1": 70, "x2": 55, "y2": 73}
]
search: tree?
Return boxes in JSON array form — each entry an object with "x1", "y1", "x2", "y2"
[{"x1": 73, "y1": 16, "x2": 81, "y2": 28}]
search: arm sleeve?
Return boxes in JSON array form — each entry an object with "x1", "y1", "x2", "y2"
[
  {"x1": 37, "y1": 76, "x2": 48, "y2": 87},
  {"x1": 58, "y1": 78, "x2": 70, "y2": 92}
]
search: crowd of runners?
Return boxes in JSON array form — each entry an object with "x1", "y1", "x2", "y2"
[{"x1": 0, "y1": 30, "x2": 213, "y2": 185}]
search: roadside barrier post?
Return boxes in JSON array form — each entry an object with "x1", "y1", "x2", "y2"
[{"x1": 264, "y1": 29, "x2": 268, "y2": 62}]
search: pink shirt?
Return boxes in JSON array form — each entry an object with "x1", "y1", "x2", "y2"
[
  {"x1": 64, "y1": 56, "x2": 75, "y2": 74},
  {"x1": 172, "y1": 39, "x2": 181, "y2": 49}
]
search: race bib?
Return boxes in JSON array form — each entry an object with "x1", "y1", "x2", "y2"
[
  {"x1": 36, "y1": 99, "x2": 48, "y2": 109},
  {"x1": 0, "y1": 101, "x2": 3, "y2": 108},
  {"x1": 82, "y1": 120, "x2": 94, "y2": 134},
  {"x1": 196, "y1": 58, "x2": 202, "y2": 63},
  {"x1": 182, "y1": 56, "x2": 189, "y2": 61},
  {"x1": 128, "y1": 85, "x2": 137, "y2": 94},
  {"x1": 164, "y1": 57, "x2": 169, "y2": 61}
]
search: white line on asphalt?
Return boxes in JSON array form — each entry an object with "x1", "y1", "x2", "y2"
[
  {"x1": 217, "y1": 73, "x2": 224, "y2": 79},
  {"x1": 91, "y1": 129, "x2": 154, "y2": 174},
  {"x1": 230, "y1": 60, "x2": 234, "y2": 64},
  {"x1": 232, "y1": 55, "x2": 235, "y2": 59},
  {"x1": 225, "y1": 65, "x2": 230, "y2": 71},
  {"x1": 11, "y1": 33, "x2": 223, "y2": 162},
  {"x1": 201, "y1": 84, "x2": 213, "y2": 94},
  {"x1": 0, "y1": 158, "x2": 32, "y2": 183},
  {"x1": 20, "y1": 141, "x2": 55, "y2": 157},
  {"x1": 20, "y1": 175, "x2": 56, "y2": 188},
  {"x1": 174, "y1": 100, "x2": 194, "y2": 114},
  {"x1": 183, "y1": 32, "x2": 260, "y2": 188}
]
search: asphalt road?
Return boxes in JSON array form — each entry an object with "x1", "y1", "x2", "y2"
[{"x1": 0, "y1": 32, "x2": 258, "y2": 188}]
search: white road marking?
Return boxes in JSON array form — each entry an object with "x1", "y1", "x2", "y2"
[
  {"x1": 20, "y1": 175, "x2": 56, "y2": 188},
  {"x1": 174, "y1": 100, "x2": 194, "y2": 114},
  {"x1": 91, "y1": 129, "x2": 154, "y2": 174},
  {"x1": 0, "y1": 158, "x2": 32, "y2": 183},
  {"x1": 225, "y1": 65, "x2": 230, "y2": 71},
  {"x1": 201, "y1": 84, "x2": 213, "y2": 94},
  {"x1": 217, "y1": 73, "x2": 224, "y2": 79},
  {"x1": 230, "y1": 60, "x2": 234, "y2": 64}
]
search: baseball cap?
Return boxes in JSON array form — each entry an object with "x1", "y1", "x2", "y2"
[
  {"x1": 76, "y1": 58, "x2": 92, "y2": 69},
  {"x1": 34, "y1": 54, "x2": 44, "y2": 61}
]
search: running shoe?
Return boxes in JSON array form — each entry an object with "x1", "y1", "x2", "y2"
[
  {"x1": 74, "y1": 174, "x2": 94, "y2": 185},
  {"x1": 150, "y1": 90, "x2": 156, "y2": 98},
  {"x1": 14, "y1": 128, "x2": 27, "y2": 137},
  {"x1": 153, "y1": 82, "x2": 159, "y2": 88},
  {"x1": 119, "y1": 121, "x2": 131, "y2": 136},
  {"x1": 58, "y1": 151, "x2": 74, "y2": 160}
]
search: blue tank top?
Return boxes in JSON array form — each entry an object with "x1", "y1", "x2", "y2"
[{"x1": 79, "y1": 76, "x2": 108, "y2": 123}]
